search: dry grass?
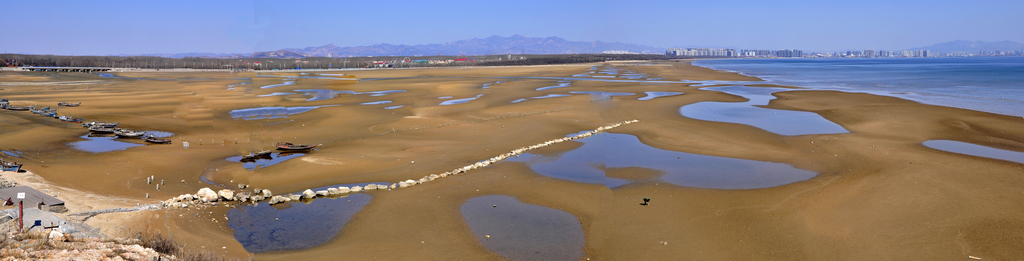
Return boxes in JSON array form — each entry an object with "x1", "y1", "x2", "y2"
[{"x1": 136, "y1": 232, "x2": 250, "y2": 261}]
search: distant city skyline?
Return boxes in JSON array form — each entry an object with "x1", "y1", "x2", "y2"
[{"x1": 3, "y1": 0, "x2": 1022, "y2": 56}]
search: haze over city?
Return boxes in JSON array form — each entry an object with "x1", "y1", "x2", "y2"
[{"x1": 3, "y1": 0, "x2": 1023, "y2": 56}]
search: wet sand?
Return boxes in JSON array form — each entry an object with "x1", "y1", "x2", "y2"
[{"x1": 1, "y1": 60, "x2": 1023, "y2": 260}]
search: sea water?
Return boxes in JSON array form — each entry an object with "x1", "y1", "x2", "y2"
[{"x1": 693, "y1": 57, "x2": 1024, "y2": 117}]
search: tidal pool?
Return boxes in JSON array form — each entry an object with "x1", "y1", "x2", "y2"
[
  {"x1": 361, "y1": 101, "x2": 392, "y2": 105},
  {"x1": 923, "y1": 140, "x2": 1024, "y2": 164},
  {"x1": 440, "y1": 94, "x2": 485, "y2": 105},
  {"x1": 679, "y1": 86, "x2": 848, "y2": 136},
  {"x1": 69, "y1": 134, "x2": 144, "y2": 153},
  {"x1": 258, "y1": 81, "x2": 295, "y2": 89},
  {"x1": 230, "y1": 105, "x2": 335, "y2": 120},
  {"x1": 508, "y1": 132, "x2": 816, "y2": 189},
  {"x1": 511, "y1": 94, "x2": 571, "y2": 104},
  {"x1": 2, "y1": 151, "x2": 21, "y2": 157},
  {"x1": 227, "y1": 192, "x2": 372, "y2": 253},
  {"x1": 536, "y1": 82, "x2": 572, "y2": 91},
  {"x1": 638, "y1": 91, "x2": 683, "y2": 101},
  {"x1": 385, "y1": 105, "x2": 405, "y2": 109},
  {"x1": 461, "y1": 195, "x2": 584, "y2": 261}
]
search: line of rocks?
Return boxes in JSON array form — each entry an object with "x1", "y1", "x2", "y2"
[{"x1": 160, "y1": 120, "x2": 639, "y2": 208}]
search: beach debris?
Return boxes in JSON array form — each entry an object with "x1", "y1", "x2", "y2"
[
  {"x1": 969, "y1": 256, "x2": 982, "y2": 260},
  {"x1": 642, "y1": 198, "x2": 651, "y2": 206}
]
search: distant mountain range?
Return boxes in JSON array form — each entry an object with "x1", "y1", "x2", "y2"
[
  {"x1": 137, "y1": 35, "x2": 662, "y2": 59},
  {"x1": 911, "y1": 40, "x2": 1024, "y2": 54}
]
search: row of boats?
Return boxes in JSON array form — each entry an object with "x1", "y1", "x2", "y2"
[
  {"x1": 0, "y1": 159, "x2": 21, "y2": 172},
  {"x1": 1, "y1": 99, "x2": 85, "y2": 123},
  {"x1": 83, "y1": 122, "x2": 172, "y2": 144}
]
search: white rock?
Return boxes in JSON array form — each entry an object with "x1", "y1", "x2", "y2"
[
  {"x1": 302, "y1": 189, "x2": 316, "y2": 199},
  {"x1": 350, "y1": 186, "x2": 363, "y2": 192},
  {"x1": 217, "y1": 189, "x2": 234, "y2": 201},
  {"x1": 364, "y1": 184, "x2": 377, "y2": 191},
  {"x1": 268, "y1": 196, "x2": 286, "y2": 205},
  {"x1": 287, "y1": 194, "x2": 301, "y2": 201},
  {"x1": 327, "y1": 188, "x2": 340, "y2": 195},
  {"x1": 398, "y1": 181, "x2": 410, "y2": 188},
  {"x1": 316, "y1": 190, "x2": 329, "y2": 196},
  {"x1": 196, "y1": 188, "x2": 219, "y2": 202},
  {"x1": 337, "y1": 187, "x2": 351, "y2": 193}
]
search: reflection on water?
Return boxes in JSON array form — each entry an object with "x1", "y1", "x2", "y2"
[
  {"x1": 361, "y1": 101, "x2": 392, "y2": 105},
  {"x1": 461, "y1": 195, "x2": 584, "y2": 261},
  {"x1": 225, "y1": 152, "x2": 308, "y2": 171},
  {"x1": 230, "y1": 105, "x2": 336, "y2": 120},
  {"x1": 440, "y1": 94, "x2": 485, "y2": 105},
  {"x1": 385, "y1": 105, "x2": 405, "y2": 109},
  {"x1": 227, "y1": 193, "x2": 372, "y2": 253},
  {"x1": 638, "y1": 91, "x2": 683, "y2": 101},
  {"x1": 923, "y1": 140, "x2": 1024, "y2": 164},
  {"x1": 679, "y1": 86, "x2": 848, "y2": 136},
  {"x1": 508, "y1": 133, "x2": 816, "y2": 189},
  {"x1": 69, "y1": 134, "x2": 144, "y2": 153}
]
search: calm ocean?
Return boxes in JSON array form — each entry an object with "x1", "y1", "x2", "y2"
[{"x1": 693, "y1": 57, "x2": 1024, "y2": 117}]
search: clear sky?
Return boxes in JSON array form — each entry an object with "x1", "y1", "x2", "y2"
[{"x1": 3, "y1": 0, "x2": 1022, "y2": 55}]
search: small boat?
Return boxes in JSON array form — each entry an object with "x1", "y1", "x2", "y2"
[
  {"x1": 57, "y1": 102, "x2": 81, "y2": 107},
  {"x1": 143, "y1": 135, "x2": 172, "y2": 144},
  {"x1": 88, "y1": 125, "x2": 117, "y2": 134},
  {"x1": 58, "y1": 116, "x2": 83, "y2": 123},
  {"x1": 240, "y1": 150, "x2": 274, "y2": 161},
  {"x1": 6, "y1": 105, "x2": 30, "y2": 111},
  {"x1": 41, "y1": 110, "x2": 57, "y2": 117},
  {"x1": 276, "y1": 142, "x2": 317, "y2": 151},
  {"x1": 1, "y1": 160, "x2": 22, "y2": 172},
  {"x1": 114, "y1": 128, "x2": 146, "y2": 138},
  {"x1": 82, "y1": 121, "x2": 119, "y2": 128}
]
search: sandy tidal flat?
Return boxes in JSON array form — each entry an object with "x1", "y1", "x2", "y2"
[{"x1": 1, "y1": 60, "x2": 1023, "y2": 260}]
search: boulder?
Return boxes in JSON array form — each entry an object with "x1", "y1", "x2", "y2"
[
  {"x1": 302, "y1": 189, "x2": 316, "y2": 199},
  {"x1": 315, "y1": 190, "x2": 329, "y2": 196},
  {"x1": 196, "y1": 188, "x2": 219, "y2": 202},
  {"x1": 49, "y1": 230, "x2": 66, "y2": 242},
  {"x1": 260, "y1": 189, "x2": 272, "y2": 198},
  {"x1": 234, "y1": 192, "x2": 251, "y2": 202},
  {"x1": 327, "y1": 188, "x2": 340, "y2": 195},
  {"x1": 350, "y1": 186, "x2": 363, "y2": 192},
  {"x1": 398, "y1": 181, "x2": 410, "y2": 188},
  {"x1": 217, "y1": 189, "x2": 235, "y2": 201},
  {"x1": 250, "y1": 195, "x2": 264, "y2": 203},
  {"x1": 337, "y1": 187, "x2": 351, "y2": 193},
  {"x1": 287, "y1": 194, "x2": 301, "y2": 201},
  {"x1": 268, "y1": 196, "x2": 286, "y2": 205}
]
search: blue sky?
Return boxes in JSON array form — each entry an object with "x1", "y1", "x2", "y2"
[{"x1": 3, "y1": 0, "x2": 1022, "y2": 55}]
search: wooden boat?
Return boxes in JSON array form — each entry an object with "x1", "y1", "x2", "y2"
[
  {"x1": 240, "y1": 150, "x2": 274, "y2": 161},
  {"x1": 58, "y1": 116, "x2": 83, "y2": 123},
  {"x1": 276, "y1": 142, "x2": 317, "y2": 151},
  {"x1": 57, "y1": 102, "x2": 81, "y2": 107},
  {"x1": 143, "y1": 135, "x2": 172, "y2": 144},
  {"x1": 1, "y1": 160, "x2": 22, "y2": 172},
  {"x1": 82, "y1": 121, "x2": 119, "y2": 128},
  {"x1": 88, "y1": 125, "x2": 117, "y2": 134},
  {"x1": 114, "y1": 128, "x2": 146, "y2": 138},
  {"x1": 6, "y1": 105, "x2": 30, "y2": 111},
  {"x1": 41, "y1": 110, "x2": 57, "y2": 117}
]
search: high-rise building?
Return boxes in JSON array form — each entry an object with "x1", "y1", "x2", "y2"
[
  {"x1": 878, "y1": 50, "x2": 890, "y2": 57},
  {"x1": 864, "y1": 50, "x2": 875, "y2": 58}
]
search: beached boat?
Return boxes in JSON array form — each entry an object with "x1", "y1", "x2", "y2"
[
  {"x1": 142, "y1": 135, "x2": 172, "y2": 144},
  {"x1": 240, "y1": 150, "x2": 274, "y2": 161},
  {"x1": 88, "y1": 125, "x2": 117, "y2": 134},
  {"x1": 114, "y1": 129, "x2": 146, "y2": 138},
  {"x1": 1, "y1": 160, "x2": 22, "y2": 172},
  {"x1": 57, "y1": 102, "x2": 81, "y2": 107},
  {"x1": 41, "y1": 110, "x2": 57, "y2": 117},
  {"x1": 82, "y1": 121, "x2": 119, "y2": 128},
  {"x1": 58, "y1": 116, "x2": 83, "y2": 123},
  {"x1": 5, "y1": 105, "x2": 30, "y2": 111},
  {"x1": 276, "y1": 142, "x2": 317, "y2": 151}
]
